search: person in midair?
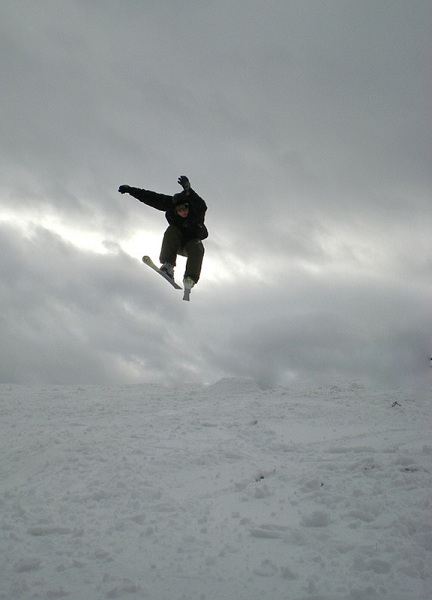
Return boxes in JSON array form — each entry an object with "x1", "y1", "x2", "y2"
[{"x1": 118, "y1": 176, "x2": 207, "y2": 290}]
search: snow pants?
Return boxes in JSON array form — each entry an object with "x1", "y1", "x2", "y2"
[{"x1": 159, "y1": 225, "x2": 205, "y2": 283}]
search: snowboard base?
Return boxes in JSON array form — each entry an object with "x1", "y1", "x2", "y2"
[{"x1": 142, "y1": 256, "x2": 182, "y2": 290}]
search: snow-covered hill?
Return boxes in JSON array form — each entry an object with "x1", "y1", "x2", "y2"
[{"x1": 1, "y1": 380, "x2": 431, "y2": 600}]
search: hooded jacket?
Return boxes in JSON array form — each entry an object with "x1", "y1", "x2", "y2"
[{"x1": 126, "y1": 187, "x2": 208, "y2": 242}]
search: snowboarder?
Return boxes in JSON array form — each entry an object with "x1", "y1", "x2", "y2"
[{"x1": 118, "y1": 176, "x2": 208, "y2": 291}]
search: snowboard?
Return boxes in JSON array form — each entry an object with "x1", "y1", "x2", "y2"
[{"x1": 142, "y1": 256, "x2": 182, "y2": 290}]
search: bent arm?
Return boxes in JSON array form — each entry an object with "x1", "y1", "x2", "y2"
[{"x1": 188, "y1": 189, "x2": 207, "y2": 219}]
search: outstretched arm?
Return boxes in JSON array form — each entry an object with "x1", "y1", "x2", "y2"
[{"x1": 118, "y1": 185, "x2": 172, "y2": 211}]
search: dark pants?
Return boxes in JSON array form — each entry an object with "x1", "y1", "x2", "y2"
[{"x1": 159, "y1": 225, "x2": 205, "y2": 282}]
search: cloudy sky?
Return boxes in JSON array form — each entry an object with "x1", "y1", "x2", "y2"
[{"x1": 1, "y1": 0, "x2": 431, "y2": 388}]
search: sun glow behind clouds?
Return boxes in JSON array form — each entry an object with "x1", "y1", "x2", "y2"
[
  {"x1": 1, "y1": 208, "x2": 408, "y2": 290},
  {"x1": 0, "y1": 209, "x2": 163, "y2": 259},
  {"x1": 0, "y1": 208, "x2": 234, "y2": 284}
]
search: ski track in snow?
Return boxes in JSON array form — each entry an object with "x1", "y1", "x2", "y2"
[{"x1": 0, "y1": 379, "x2": 431, "y2": 600}]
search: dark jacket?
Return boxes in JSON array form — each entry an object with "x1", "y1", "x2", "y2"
[{"x1": 127, "y1": 187, "x2": 208, "y2": 242}]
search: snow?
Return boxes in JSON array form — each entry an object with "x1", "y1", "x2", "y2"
[{"x1": 1, "y1": 378, "x2": 431, "y2": 600}]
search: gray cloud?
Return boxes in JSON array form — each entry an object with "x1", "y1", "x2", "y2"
[{"x1": 1, "y1": 0, "x2": 430, "y2": 388}]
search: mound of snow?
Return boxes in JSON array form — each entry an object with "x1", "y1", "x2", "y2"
[{"x1": 1, "y1": 380, "x2": 431, "y2": 599}]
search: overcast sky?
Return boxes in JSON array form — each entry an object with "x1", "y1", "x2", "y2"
[{"x1": 1, "y1": 0, "x2": 431, "y2": 388}]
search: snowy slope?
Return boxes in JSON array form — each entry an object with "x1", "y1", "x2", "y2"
[{"x1": 1, "y1": 379, "x2": 431, "y2": 600}]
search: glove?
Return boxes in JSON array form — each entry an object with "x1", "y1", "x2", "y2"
[
  {"x1": 177, "y1": 176, "x2": 190, "y2": 192},
  {"x1": 118, "y1": 185, "x2": 131, "y2": 194}
]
